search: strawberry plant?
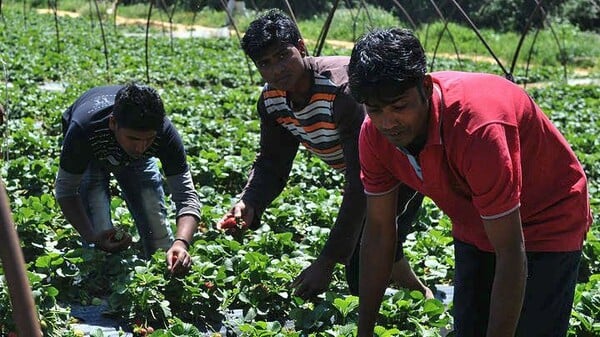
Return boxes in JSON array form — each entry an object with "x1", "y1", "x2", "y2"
[
  {"x1": 569, "y1": 275, "x2": 600, "y2": 336},
  {"x1": 0, "y1": 271, "x2": 72, "y2": 336}
]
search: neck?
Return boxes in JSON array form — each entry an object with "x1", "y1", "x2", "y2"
[
  {"x1": 405, "y1": 134, "x2": 426, "y2": 156},
  {"x1": 288, "y1": 67, "x2": 313, "y2": 110}
]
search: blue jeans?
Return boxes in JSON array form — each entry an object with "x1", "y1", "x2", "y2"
[
  {"x1": 79, "y1": 158, "x2": 173, "y2": 257},
  {"x1": 453, "y1": 239, "x2": 581, "y2": 337}
]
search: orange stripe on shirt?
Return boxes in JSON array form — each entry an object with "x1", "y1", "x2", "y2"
[
  {"x1": 330, "y1": 162, "x2": 346, "y2": 170},
  {"x1": 276, "y1": 116, "x2": 300, "y2": 126},
  {"x1": 264, "y1": 90, "x2": 286, "y2": 99},
  {"x1": 302, "y1": 121, "x2": 336, "y2": 133},
  {"x1": 309, "y1": 93, "x2": 336, "y2": 103},
  {"x1": 303, "y1": 143, "x2": 343, "y2": 154}
]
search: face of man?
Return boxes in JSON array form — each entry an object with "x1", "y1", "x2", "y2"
[
  {"x1": 253, "y1": 40, "x2": 307, "y2": 92},
  {"x1": 109, "y1": 117, "x2": 157, "y2": 159},
  {"x1": 364, "y1": 76, "x2": 432, "y2": 149}
]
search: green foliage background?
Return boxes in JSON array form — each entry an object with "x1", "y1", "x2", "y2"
[{"x1": 0, "y1": 3, "x2": 598, "y2": 337}]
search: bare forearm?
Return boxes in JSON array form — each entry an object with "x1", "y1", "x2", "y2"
[
  {"x1": 0, "y1": 182, "x2": 42, "y2": 337},
  {"x1": 358, "y1": 190, "x2": 401, "y2": 336},
  {"x1": 174, "y1": 215, "x2": 198, "y2": 243},
  {"x1": 358, "y1": 226, "x2": 395, "y2": 336},
  {"x1": 487, "y1": 251, "x2": 527, "y2": 337},
  {"x1": 57, "y1": 195, "x2": 96, "y2": 241},
  {"x1": 358, "y1": 245, "x2": 393, "y2": 335}
]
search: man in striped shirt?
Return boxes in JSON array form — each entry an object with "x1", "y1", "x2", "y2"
[{"x1": 218, "y1": 9, "x2": 432, "y2": 300}]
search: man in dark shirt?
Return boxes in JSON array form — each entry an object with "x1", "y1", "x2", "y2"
[
  {"x1": 218, "y1": 9, "x2": 432, "y2": 299},
  {"x1": 55, "y1": 83, "x2": 200, "y2": 274}
]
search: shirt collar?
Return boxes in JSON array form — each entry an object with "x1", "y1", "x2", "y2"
[{"x1": 427, "y1": 82, "x2": 444, "y2": 146}]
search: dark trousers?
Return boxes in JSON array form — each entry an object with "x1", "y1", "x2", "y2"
[
  {"x1": 453, "y1": 239, "x2": 581, "y2": 337},
  {"x1": 345, "y1": 185, "x2": 424, "y2": 295}
]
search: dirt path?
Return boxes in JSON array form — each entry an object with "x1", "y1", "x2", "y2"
[
  {"x1": 34, "y1": 11, "x2": 544, "y2": 67},
  {"x1": 37, "y1": 8, "x2": 232, "y2": 36}
]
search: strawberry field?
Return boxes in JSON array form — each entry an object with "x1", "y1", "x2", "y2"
[{"x1": 0, "y1": 6, "x2": 599, "y2": 337}]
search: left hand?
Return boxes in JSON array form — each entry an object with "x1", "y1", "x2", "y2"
[
  {"x1": 93, "y1": 228, "x2": 132, "y2": 253},
  {"x1": 166, "y1": 240, "x2": 192, "y2": 275},
  {"x1": 291, "y1": 255, "x2": 336, "y2": 300}
]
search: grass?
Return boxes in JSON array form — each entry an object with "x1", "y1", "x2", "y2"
[{"x1": 419, "y1": 21, "x2": 600, "y2": 75}]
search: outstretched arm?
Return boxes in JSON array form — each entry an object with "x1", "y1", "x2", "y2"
[
  {"x1": 358, "y1": 188, "x2": 399, "y2": 336},
  {"x1": 55, "y1": 168, "x2": 131, "y2": 252},
  {"x1": 237, "y1": 99, "x2": 299, "y2": 224},
  {"x1": 56, "y1": 194, "x2": 131, "y2": 252},
  {"x1": 292, "y1": 94, "x2": 367, "y2": 299},
  {"x1": 320, "y1": 92, "x2": 367, "y2": 265},
  {"x1": 167, "y1": 214, "x2": 199, "y2": 274},
  {"x1": 165, "y1": 170, "x2": 201, "y2": 274},
  {"x1": 220, "y1": 98, "x2": 299, "y2": 232},
  {"x1": 483, "y1": 208, "x2": 527, "y2": 337}
]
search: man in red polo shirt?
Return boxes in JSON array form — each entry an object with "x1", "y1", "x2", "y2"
[{"x1": 348, "y1": 28, "x2": 591, "y2": 337}]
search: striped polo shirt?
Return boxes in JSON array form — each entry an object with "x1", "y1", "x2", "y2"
[{"x1": 262, "y1": 74, "x2": 345, "y2": 171}]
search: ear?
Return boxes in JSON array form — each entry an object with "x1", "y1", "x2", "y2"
[
  {"x1": 108, "y1": 115, "x2": 117, "y2": 132},
  {"x1": 423, "y1": 74, "x2": 433, "y2": 98},
  {"x1": 297, "y1": 39, "x2": 307, "y2": 57}
]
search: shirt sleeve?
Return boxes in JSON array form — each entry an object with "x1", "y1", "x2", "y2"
[
  {"x1": 158, "y1": 119, "x2": 201, "y2": 219},
  {"x1": 359, "y1": 118, "x2": 401, "y2": 195},
  {"x1": 165, "y1": 170, "x2": 201, "y2": 219},
  {"x1": 59, "y1": 122, "x2": 92, "y2": 174},
  {"x1": 239, "y1": 98, "x2": 299, "y2": 226},
  {"x1": 461, "y1": 123, "x2": 521, "y2": 219},
  {"x1": 319, "y1": 87, "x2": 367, "y2": 264}
]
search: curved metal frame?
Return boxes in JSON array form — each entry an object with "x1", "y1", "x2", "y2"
[
  {"x1": 93, "y1": 0, "x2": 111, "y2": 82},
  {"x1": 313, "y1": 0, "x2": 341, "y2": 57},
  {"x1": 427, "y1": 0, "x2": 463, "y2": 71},
  {"x1": 218, "y1": 0, "x2": 255, "y2": 83},
  {"x1": 391, "y1": 0, "x2": 417, "y2": 31},
  {"x1": 145, "y1": 0, "x2": 153, "y2": 82}
]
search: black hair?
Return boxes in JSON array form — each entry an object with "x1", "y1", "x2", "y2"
[
  {"x1": 241, "y1": 9, "x2": 302, "y2": 61},
  {"x1": 348, "y1": 28, "x2": 427, "y2": 106},
  {"x1": 112, "y1": 83, "x2": 165, "y2": 131}
]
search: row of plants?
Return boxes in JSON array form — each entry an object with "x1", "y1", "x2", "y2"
[{"x1": 0, "y1": 8, "x2": 598, "y2": 337}]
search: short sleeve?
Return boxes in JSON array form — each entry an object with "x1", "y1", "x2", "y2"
[
  {"x1": 60, "y1": 123, "x2": 92, "y2": 174},
  {"x1": 462, "y1": 123, "x2": 521, "y2": 219},
  {"x1": 359, "y1": 118, "x2": 401, "y2": 195}
]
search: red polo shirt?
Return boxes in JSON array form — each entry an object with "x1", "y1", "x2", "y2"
[{"x1": 359, "y1": 71, "x2": 591, "y2": 252}]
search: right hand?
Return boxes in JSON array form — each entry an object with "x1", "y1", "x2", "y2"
[
  {"x1": 217, "y1": 200, "x2": 255, "y2": 233},
  {"x1": 167, "y1": 240, "x2": 192, "y2": 275},
  {"x1": 90, "y1": 228, "x2": 132, "y2": 253}
]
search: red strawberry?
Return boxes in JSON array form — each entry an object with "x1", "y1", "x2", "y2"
[{"x1": 219, "y1": 214, "x2": 246, "y2": 230}]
